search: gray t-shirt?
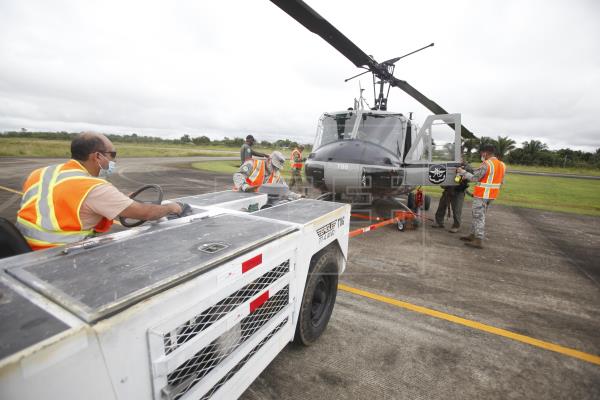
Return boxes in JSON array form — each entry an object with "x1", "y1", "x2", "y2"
[{"x1": 240, "y1": 143, "x2": 253, "y2": 164}]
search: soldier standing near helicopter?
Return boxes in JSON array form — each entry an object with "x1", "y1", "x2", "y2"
[
  {"x1": 457, "y1": 144, "x2": 506, "y2": 249},
  {"x1": 288, "y1": 144, "x2": 305, "y2": 191},
  {"x1": 432, "y1": 157, "x2": 473, "y2": 233},
  {"x1": 240, "y1": 135, "x2": 268, "y2": 166}
]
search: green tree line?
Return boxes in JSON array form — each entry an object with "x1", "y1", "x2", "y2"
[
  {"x1": 0, "y1": 130, "x2": 312, "y2": 152},
  {"x1": 463, "y1": 136, "x2": 599, "y2": 169}
]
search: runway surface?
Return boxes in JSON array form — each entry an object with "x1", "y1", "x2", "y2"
[{"x1": 1, "y1": 157, "x2": 599, "y2": 399}]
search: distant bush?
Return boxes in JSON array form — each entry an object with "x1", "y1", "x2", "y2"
[{"x1": 0, "y1": 131, "x2": 313, "y2": 153}]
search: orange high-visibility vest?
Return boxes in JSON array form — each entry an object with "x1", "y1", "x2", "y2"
[
  {"x1": 473, "y1": 157, "x2": 506, "y2": 200},
  {"x1": 242, "y1": 159, "x2": 280, "y2": 191},
  {"x1": 290, "y1": 149, "x2": 303, "y2": 169},
  {"x1": 16, "y1": 159, "x2": 114, "y2": 250}
]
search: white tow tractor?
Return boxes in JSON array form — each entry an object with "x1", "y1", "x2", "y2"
[{"x1": 0, "y1": 189, "x2": 350, "y2": 400}]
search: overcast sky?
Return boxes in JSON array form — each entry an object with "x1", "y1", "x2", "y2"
[{"x1": 1, "y1": 0, "x2": 599, "y2": 151}]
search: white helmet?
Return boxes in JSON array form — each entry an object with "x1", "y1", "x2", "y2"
[{"x1": 270, "y1": 151, "x2": 285, "y2": 170}]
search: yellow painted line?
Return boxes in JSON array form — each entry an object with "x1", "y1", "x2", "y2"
[
  {"x1": 0, "y1": 184, "x2": 23, "y2": 195},
  {"x1": 338, "y1": 283, "x2": 600, "y2": 367}
]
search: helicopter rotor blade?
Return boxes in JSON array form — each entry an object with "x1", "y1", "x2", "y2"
[
  {"x1": 269, "y1": 0, "x2": 476, "y2": 139},
  {"x1": 390, "y1": 78, "x2": 475, "y2": 139},
  {"x1": 269, "y1": 0, "x2": 374, "y2": 68}
]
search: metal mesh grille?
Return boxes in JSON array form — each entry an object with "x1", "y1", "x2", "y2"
[
  {"x1": 163, "y1": 260, "x2": 290, "y2": 355},
  {"x1": 200, "y1": 318, "x2": 288, "y2": 400},
  {"x1": 164, "y1": 286, "x2": 290, "y2": 400}
]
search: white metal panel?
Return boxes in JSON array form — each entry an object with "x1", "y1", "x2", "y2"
[
  {"x1": 91, "y1": 232, "x2": 299, "y2": 400},
  {"x1": 0, "y1": 327, "x2": 116, "y2": 400}
]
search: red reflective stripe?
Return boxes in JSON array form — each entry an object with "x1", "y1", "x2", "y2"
[
  {"x1": 250, "y1": 291, "x2": 269, "y2": 313},
  {"x1": 242, "y1": 254, "x2": 262, "y2": 273}
]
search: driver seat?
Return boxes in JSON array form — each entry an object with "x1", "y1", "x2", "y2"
[{"x1": 0, "y1": 217, "x2": 32, "y2": 259}]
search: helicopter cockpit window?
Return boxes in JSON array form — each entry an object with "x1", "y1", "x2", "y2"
[
  {"x1": 430, "y1": 122, "x2": 456, "y2": 162},
  {"x1": 355, "y1": 114, "x2": 404, "y2": 156},
  {"x1": 314, "y1": 113, "x2": 357, "y2": 149}
]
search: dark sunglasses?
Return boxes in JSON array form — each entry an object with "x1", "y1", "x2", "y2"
[{"x1": 99, "y1": 151, "x2": 117, "y2": 159}]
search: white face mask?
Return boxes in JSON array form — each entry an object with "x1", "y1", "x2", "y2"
[
  {"x1": 480, "y1": 154, "x2": 486, "y2": 162},
  {"x1": 98, "y1": 154, "x2": 117, "y2": 178}
]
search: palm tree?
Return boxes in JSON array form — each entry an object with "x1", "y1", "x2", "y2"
[
  {"x1": 522, "y1": 140, "x2": 548, "y2": 156},
  {"x1": 478, "y1": 136, "x2": 496, "y2": 151},
  {"x1": 463, "y1": 138, "x2": 480, "y2": 157},
  {"x1": 495, "y1": 136, "x2": 516, "y2": 160}
]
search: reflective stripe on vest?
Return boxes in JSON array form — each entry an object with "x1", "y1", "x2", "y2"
[
  {"x1": 16, "y1": 216, "x2": 93, "y2": 246},
  {"x1": 245, "y1": 159, "x2": 266, "y2": 187},
  {"x1": 16, "y1": 160, "x2": 112, "y2": 250},
  {"x1": 243, "y1": 158, "x2": 280, "y2": 189},
  {"x1": 290, "y1": 149, "x2": 303, "y2": 169},
  {"x1": 473, "y1": 158, "x2": 505, "y2": 200},
  {"x1": 267, "y1": 170, "x2": 280, "y2": 184}
]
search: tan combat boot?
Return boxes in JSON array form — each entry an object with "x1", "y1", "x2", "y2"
[
  {"x1": 460, "y1": 234, "x2": 474, "y2": 241},
  {"x1": 465, "y1": 238, "x2": 483, "y2": 249}
]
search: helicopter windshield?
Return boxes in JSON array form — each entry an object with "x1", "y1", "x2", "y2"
[
  {"x1": 314, "y1": 112, "x2": 357, "y2": 149},
  {"x1": 314, "y1": 112, "x2": 404, "y2": 155},
  {"x1": 355, "y1": 113, "x2": 404, "y2": 155}
]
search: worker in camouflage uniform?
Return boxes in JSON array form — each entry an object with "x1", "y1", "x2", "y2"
[
  {"x1": 432, "y1": 157, "x2": 473, "y2": 233},
  {"x1": 233, "y1": 151, "x2": 301, "y2": 200},
  {"x1": 288, "y1": 144, "x2": 305, "y2": 191},
  {"x1": 457, "y1": 144, "x2": 506, "y2": 249}
]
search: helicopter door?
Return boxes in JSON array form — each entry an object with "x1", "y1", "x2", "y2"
[{"x1": 403, "y1": 114, "x2": 462, "y2": 186}]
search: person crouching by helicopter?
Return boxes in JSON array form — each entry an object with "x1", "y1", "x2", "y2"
[
  {"x1": 288, "y1": 144, "x2": 305, "y2": 191},
  {"x1": 456, "y1": 144, "x2": 506, "y2": 249},
  {"x1": 233, "y1": 151, "x2": 301, "y2": 199},
  {"x1": 432, "y1": 157, "x2": 473, "y2": 233}
]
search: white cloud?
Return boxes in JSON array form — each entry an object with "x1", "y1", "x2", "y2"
[{"x1": 0, "y1": 0, "x2": 598, "y2": 151}]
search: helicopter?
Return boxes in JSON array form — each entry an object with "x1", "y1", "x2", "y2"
[{"x1": 269, "y1": 0, "x2": 477, "y2": 206}]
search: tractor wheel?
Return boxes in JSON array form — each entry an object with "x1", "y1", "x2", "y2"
[
  {"x1": 397, "y1": 220, "x2": 406, "y2": 231},
  {"x1": 294, "y1": 249, "x2": 339, "y2": 346}
]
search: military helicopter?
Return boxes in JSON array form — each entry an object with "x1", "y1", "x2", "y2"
[{"x1": 270, "y1": 0, "x2": 476, "y2": 206}]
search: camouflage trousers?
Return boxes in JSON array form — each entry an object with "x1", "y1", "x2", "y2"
[
  {"x1": 471, "y1": 197, "x2": 492, "y2": 239},
  {"x1": 289, "y1": 168, "x2": 303, "y2": 190}
]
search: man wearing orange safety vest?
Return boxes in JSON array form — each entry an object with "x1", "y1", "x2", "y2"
[
  {"x1": 16, "y1": 132, "x2": 184, "y2": 251},
  {"x1": 289, "y1": 144, "x2": 305, "y2": 190},
  {"x1": 456, "y1": 144, "x2": 506, "y2": 249},
  {"x1": 232, "y1": 151, "x2": 301, "y2": 200}
]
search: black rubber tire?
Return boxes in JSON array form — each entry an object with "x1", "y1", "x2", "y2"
[
  {"x1": 294, "y1": 249, "x2": 339, "y2": 346},
  {"x1": 397, "y1": 220, "x2": 405, "y2": 231},
  {"x1": 424, "y1": 194, "x2": 431, "y2": 211},
  {"x1": 407, "y1": 192, "x2": 416, "y2": 210}
]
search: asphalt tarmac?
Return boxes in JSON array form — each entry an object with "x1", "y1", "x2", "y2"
[{"x1": 1, "y1": 157, "x2": 599, "y2": 399}]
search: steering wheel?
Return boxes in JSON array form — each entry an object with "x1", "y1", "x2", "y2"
[{"x1": 119, "y1": 184, "x2": 164, "y2": 228}]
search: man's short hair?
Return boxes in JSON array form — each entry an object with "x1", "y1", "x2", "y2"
[
  {"x1": 71, "y1": 133, "x2": 106, "y2": 161},
  {"x1": 480, "y1": 144, "x2": 496, "y2": 154},
  {"x1": 246, "y1": 135, "x2": 255, "y2": 142}
]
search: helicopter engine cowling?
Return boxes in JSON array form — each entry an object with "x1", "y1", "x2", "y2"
[{"x1": 305, "y1": 139, "x2": 403, "y2": 197}]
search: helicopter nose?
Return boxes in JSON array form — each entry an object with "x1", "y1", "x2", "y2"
[{"x1": 305, "y1": 163, "x2": 326, "y2": 190}]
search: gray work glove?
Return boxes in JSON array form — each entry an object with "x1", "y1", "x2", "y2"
[{"x1": 176, "y1": 202, "x2": 193, "y2": 217}]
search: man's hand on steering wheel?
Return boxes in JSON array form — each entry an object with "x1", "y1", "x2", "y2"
[{"x1": 119, "y1": 185, "x2": 189, "y2": 227}]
